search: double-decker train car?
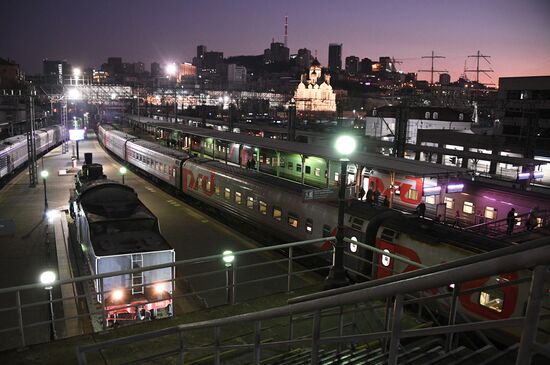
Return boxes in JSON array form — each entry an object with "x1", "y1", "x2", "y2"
[
  {"x1": 72, "y1": 171, "x2": 175, "y2": 325},
  {"x1": 98, "y1": 124, "x2": 550, "y2": 341},
  {"x1": 0, "y1": 125, "x2": 64, "y2": 179}
]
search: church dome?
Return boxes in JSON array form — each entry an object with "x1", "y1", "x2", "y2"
[{"x1": 310, "y1": 58, "x2": 321, "y2": 67}]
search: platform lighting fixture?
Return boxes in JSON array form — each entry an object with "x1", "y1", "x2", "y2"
[
  {"x1": 325, "y1": 135, "x2": 356, "y2": 289},
  {"x1": 165, "y1": 63, "x2": 177, "y2": 76},
  {"x1": 110, "y1": 93, "x2": 117, "y2": 100},
  {"x1": 73, "y1": 68, "x2": 81, "y2": 77},
  {"x1": 40, "y1": 270, "x2": 57, "y2": 340},
  {"x1": 153, "y1": 282, "x2": 166, "y2": 295},
  {"x1": 222, "y1": 250, "x2": 235, "y2": 267},
  {"x1": 119, "y1": 166, "x2": 127, "y2": 184},
  {"x1": 67, "y1": 88, "x2": 81, "y2": 100}
]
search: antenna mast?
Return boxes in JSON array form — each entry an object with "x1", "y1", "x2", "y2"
[
  {"x1": 284, "y1": 15, "x2": 288, "y2": 48},
  {"x1": 465, "y1": 50, "x2": 493, "y2": 85},
  {"x1": 418, "y1": 50, "x2": 447, "y2": 84}
]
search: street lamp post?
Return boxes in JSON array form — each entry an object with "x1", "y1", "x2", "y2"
[
  {"x1": 222, "y1": 250, "x2": 235, "y2": 305},
  {"x1": 324, "y1": 135, "x2": 356, "y2": 290},
  {"x1": 40, "y1": 270, "x2": 57, "y2": 340},
  {"x1": 41, "y1": 170, "x2": 49, "y2": 213},
  {"x1": 119, "y1": 166, "x2": 127, "y2": 185}
]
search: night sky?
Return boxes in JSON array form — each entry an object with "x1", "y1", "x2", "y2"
[{"x1": 2, "y1": 0, "x2": 549, "y2": 83}]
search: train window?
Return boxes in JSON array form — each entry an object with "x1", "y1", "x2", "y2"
[
  {"x1": 381, "y1": 249, "x2": 391, "y2": 267},
  {"x1": 305, "y1": 166, "x2": 311, "y2": 174},
  {"x1": 484, "y1": 206, "x2": 497, "y2": 220},
  {"x1": 280, "y1": 159, "x2": 285, "y2": 168},
  {"x1": 296, "y1": 164, "x2": 302, "y2": 172},
  {"x1": 314, "y1": 168, "x2": 321, "y2": 177},
  {"x1": 224, "y1": 188, "x2": 231, "y2": 200},
  {"x1": 173, "y1": 168, "x2": 176, "y2": 178},
  {"x1": 463, "y1": 201, "x2": 475, "y2": 214},
  {"x1": 235, "y1": 191, "x2": 242, "y2": 204},
  {"x1": 206, "y1": 179, "x2": 211, "y2": 192},
  {"x1": 515, "y1": 212, "x2": 521, "y2": 226},
  {"x1": 306, "y1": 219, "x2": 313, "y2": 233},
  {"x1": 266, "y1": 158, "x2": 271, "y2": 165},
  {"x1": 215, "y1": 185, "x2": 220, "y2": 196},
  {"x1": 322, "y1": 225, "x2": 331, "y2": 237},
  {"x1": 259, "y1": 201, "x2": 267, "y2": 215},
  {"x1": 287, "y1": 213, "x2": 299, "y2": 228},
  {"x1": 246, "y1": 196, "x2": 254, "y2": 209},
  {"x1": 349, "y1": 217, "x2": 364, "y2": 230},
  {"x1": 445, "y1": 197, "x2": 454, "y2": 209},
  {"x1": 273, "y1": 206, "x2": 282, "y2": 221},
  {"x1": 406, "y1": 189, "x2": 418, "y2": 201},
  {"x1": 479, "y1": 289, "x2": 504, "y2": 312},
  {"x1": 334, "y1": 172, "x2": 339, "y2": 182},
  {"x1": 288, "y1": 162, "x2": 293, "y2": 170},
  {"x1": 425, "y1": 195, "x2": 436, "y2": 205}
]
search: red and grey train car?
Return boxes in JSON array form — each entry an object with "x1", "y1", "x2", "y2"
[{"x1": 98, "y1": 124, "x2": 550, "y2": 340}]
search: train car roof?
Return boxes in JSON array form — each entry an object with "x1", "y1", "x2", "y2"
[
  {"x1": 129, "y1": 139, "x2": 190, "y2": 161},
  {"x1": 189, "y1": 158, "x2": 307, "y2": 194},
  {"x1": 92, "y1": 230, "x2": 172, "y2": 256},
  {"x1": 132, "y1": 116, "x2": 469, "y2": 178},
  {"x1": 78, "y1": 180, "x2": 154, "y2": 220}
]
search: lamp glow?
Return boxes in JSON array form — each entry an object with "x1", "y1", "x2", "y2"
[
  {"x1": 40, "y1": 271, "x2": 56, "y2": 289},
  {"x1": 119, "y1": 166, "x2": 127, "y2": 175},
  {"x1": 335, "y1": 135, "x2": 356, "y2": 156},
  {"x1": 111, "y1": 289, "x2": 124, "y2": 302},
  {"x1": 68, "y1": 88, "x2": 81, "y2": 100},
  {"x1": 166, "y1": 63, "x2": 177, "y2": 76},
  {"x1": 153, "y1": 282, "x2": 166, "y2": 294},
  {"x1": 73, "y1": 68, "x2": 81, "y2": 77},
  {"x1": 41, "y1": 170, "x2": 49, "y2": 179},
  {"x1": 222, "y1": 250, "x2": 235, "y2": 266}
]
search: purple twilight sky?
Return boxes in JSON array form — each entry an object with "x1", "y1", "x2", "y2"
[{"x1": 1, "y1": 0, "x2": 549, "y2": 83}]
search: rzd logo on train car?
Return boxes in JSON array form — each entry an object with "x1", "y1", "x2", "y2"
[
  {"x1": 183, "y1": 168, "x2": 216, "y2": 196},
  {"x1": 368, "y1": 175, "x2": 423, "y2": 205}
]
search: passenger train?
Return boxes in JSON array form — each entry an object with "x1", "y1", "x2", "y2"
[
  {"x1": 98, "y1": 123, "x2": 550, "y2": 342},
  {"x1": 0, "y1": 125, "x2": 65, "y2": 180}
]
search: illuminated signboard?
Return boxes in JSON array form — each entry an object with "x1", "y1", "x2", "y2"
[
  {"x1": 446, "y1": 184, "x2": 464, "y2": 194},
  {"x1": 423, "y1": 186, "x2": 441, "y2": 196},
  {"x1": 69, "y1": 129, "x2": 85, "y2": 141}
]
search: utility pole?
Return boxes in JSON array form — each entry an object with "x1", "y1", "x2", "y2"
[
  {"x1": 27, "y1": 87, "x2": 38, "y2": 187},
  {"x1": 465, "y1": 50, "x2": 493, "y2": 85},
  {"x1": 418, "y1": 50, "x2": 447, "y2": 85}
]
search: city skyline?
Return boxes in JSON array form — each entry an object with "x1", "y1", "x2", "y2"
[{"x1": 1, "y1": 0, "x2": 549, "y2": 83}]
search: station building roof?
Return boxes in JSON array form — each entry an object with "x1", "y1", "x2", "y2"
[{"x1": 127, "y1": 115, "x2": 469, "y2": 178}]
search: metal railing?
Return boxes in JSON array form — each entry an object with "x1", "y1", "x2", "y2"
[
  {"x1": 75, "y1": 237, "x2": 550, "y2": 365},
  {"x1": 463, "y1": 209, "x2": 549, "y2": 237},
  {"x1": 0, "y1": 234, "x2": 430, "y2": 352}
]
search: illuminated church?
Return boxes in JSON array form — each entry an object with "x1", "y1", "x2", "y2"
[{"x1": 293, "y1": 59, "x2": 337, "y2": 113}]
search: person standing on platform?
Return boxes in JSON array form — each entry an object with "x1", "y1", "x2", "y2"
[
  {"x1": 366, "y1": 189, "x2": 373, "y2": 205},
  {"x1": 373, "y1": 189, "x2": 381, "y2": 206},
  {"x1": 251, "y1": 158, "x2": 256, "y2": 170},
  {"x1": 453, "y1": 210, "x2": 460, "y2": 227},
  {"x1": 506, "y1": 208, "x2": 516, "y2": 235},
  {"x1": 416, "y1": 202, "x2": 426, "y2": 218},
  {"x1": 246, "y1": 159, "x2": 251, "y2": 169},
  {"x1": 358, "y1": 187, "x2": 365, "y2": 201}
]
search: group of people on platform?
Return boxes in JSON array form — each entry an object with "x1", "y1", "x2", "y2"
[
  {"x1": 358, "y1": 187, "x2": 389, "y2": 207},
  {"x1": 245, "y1": 158, "x2": 256, "y2": 170}
]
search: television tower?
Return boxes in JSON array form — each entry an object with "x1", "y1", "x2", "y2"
[
  {"x1": 284, "y1": 15, "x2": 288, "y2": 48},
  {"x1": 418, "y1": 50, "x2": 448, "y2": 85}
]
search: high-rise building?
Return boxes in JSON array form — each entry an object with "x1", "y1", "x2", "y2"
[
  {"x1": 151, "y1": 62, "x2": 160, "y2": 76},
  {"x1": 0, "y1": 58, "x2": 22, "y2": 88},
  {"x1": 296, "y1": 48, "x2": 312, "y2": 69},
  {"x1": 178, "y1": 62, "x2": 197, "y2": 81},
  {"x1": 107, "y1": 57, "x2": 123, "y2": 75},
  {"x1": 42, "y1": 59, "x2": 70, "y2": 84},
  {"x1": 345, "y1": 56, "x2": 359, "y2": 76},
  {"x1": 360, "y1": 58, "x2": 372, "y2": 74},
  {"x1": 328, "y1": 43, "x2": 342, "y2": 72},
  {"x1": 197, "y1": 45, "x2": 207, "y2": 58},
  {"x1": 133, "y1": 62, "x2": 145, "y2": 74},
  {"x1": 264, "y1": 41, "x2": 289, "y2": 64}
]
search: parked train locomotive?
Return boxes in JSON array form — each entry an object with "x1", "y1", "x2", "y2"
[
  {"x1": 97, "y1": 124, "x2": 550, "y2": 341},
  {"x1": 71, "y1": 156, "x2": 175, "y2": 325},
  {"x1": 0, "y1": 125, "x2": 64, "y2": 180}
]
